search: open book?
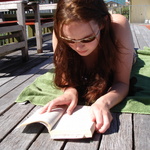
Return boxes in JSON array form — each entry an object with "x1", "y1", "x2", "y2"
[{"x1": 18, "y1": 105, "x2": 96, "y2": 139}]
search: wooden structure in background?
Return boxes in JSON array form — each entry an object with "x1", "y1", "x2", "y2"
[
  {"x1": 0, "y1": 1, "x2": 56, "y2": 57},
  {"x1": 0, "y1": 0, "x2": 28, "y2": 61}
]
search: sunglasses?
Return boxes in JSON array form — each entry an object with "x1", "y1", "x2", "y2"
[{"x1": 60, "y1": 30, "x2": 100, "y2": 44}]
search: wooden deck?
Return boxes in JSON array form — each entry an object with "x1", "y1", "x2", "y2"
[{"x1": 0, "y1": 24, "x2": 150, "y2": 150}]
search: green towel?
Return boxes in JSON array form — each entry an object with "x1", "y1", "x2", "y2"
[{"x1": 15, "y1": 47, "x2": 150, "y2": 114}]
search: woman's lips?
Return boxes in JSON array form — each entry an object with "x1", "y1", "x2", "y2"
[{"x1": 77, "y1": 50, "x2": 88, "y2": 54}]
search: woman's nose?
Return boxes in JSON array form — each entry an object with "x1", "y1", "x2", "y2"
[{"x1": 74, "y1": 42, "x2": 85, "y2": 50}]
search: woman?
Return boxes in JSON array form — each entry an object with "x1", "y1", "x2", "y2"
[{"x1": 40, "y1": 0, "x2": 135, "y2": 133}]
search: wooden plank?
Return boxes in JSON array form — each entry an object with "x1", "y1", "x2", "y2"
[
  {"x1": 0, "y1": 25, "x2": 22, "y2": 34},
  {"x1": 0, "y1": 55, "x2": 53, "y2": 96},
  {"x1": 0, "y1": 56, "x2": 47, "y2": 86},
  {"x1": 130, "y1": 24, "x2": 139, "y2": 49},
  {"x1": 0, "y1": 49, "x2": 41, "y2": 77},
  {"x1": 41, "y1": 21, "x2": 54, "y2": 28},
  {"x1": 0, "y1": 3, "x2": 17, "y2": 11},
  {"x1": 43, "y1": 33, "x2": 52, "y2": 42},
  {"x1": 0, "y1": 105, "x2": 45, "y2": 150},
  {"x1": 0, "y1": 51, "x2": 53, "y2": 86},
  {"x1": 134, "y1": 114, "x2": 150, "y2": 150},
  {"x1": 0, "y1": 41, "x2": 25, "y2": 54},
  {"x1": 28, "y1": 128, "x2": 66, "y2": 150},
  {"x1": 0, "y1": 60, "x2": 54, "y2": 115},
  {"x1": 0, "y1": 50, "x2": 22, "y2": 72},
  {"x1": 0, "y1": 103, "x2": 36, "y2": 142},
  {"x1": 0, "y1": 1, "x2": 27, "y2": 7},
  {"x1": 138, "y1": 25, "x2": 150, "y2": 47},
  {"x1": 39, "y1": 3, "x2": 57, "y2": 10},
  {"x1": 64, "y1": 132, "x2": 101, "y2": 150},
  {"x1": 0, "y1": 51, "x2": 53, "y2": 79},
  {"x1": 133, "y1": 24, "x2": 148, "y2": 49},
  {"x1": 99, "y1": 113, "x2": 133, "y2": 150},
  {"x1": 0, "y1": 32, "x2": 21, "y2": 40},
  {"x1": 0, "y1": 104, "x2": 65, "y2": 150}
]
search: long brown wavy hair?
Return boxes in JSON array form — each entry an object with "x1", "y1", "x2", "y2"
[{"x1": 53, "y1": 0, "x2": 121, "y2": 105}]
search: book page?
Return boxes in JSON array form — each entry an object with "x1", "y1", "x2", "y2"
[
  {"x1": 18, "y1": 106, "x2": 67, "y2": 132},
  {"x1": 50, "y1": 105, "x2": 95, "y2": 139}
]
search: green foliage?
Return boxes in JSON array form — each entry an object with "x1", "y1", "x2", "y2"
[
  {"x1": 121, "y1": 6, "x2": 129, "y2": 19},
  {"x1": 113, "y1": 6, "x2": 129, "y2": 20}
]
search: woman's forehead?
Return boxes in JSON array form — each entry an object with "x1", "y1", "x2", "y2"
[{"x1": 62, "y1": 20, "x2": 99, "y2": 36}]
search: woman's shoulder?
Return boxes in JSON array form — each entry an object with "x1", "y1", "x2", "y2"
[
  {"x1": 110, "y1": 14, "x2": 130, "y2": 35},
  {"x1": 110, "y1": 14, "x2": 135, "y2": 55},
  {"x1": 111, "y1": 14, "x2": 128, "y2": 25}
]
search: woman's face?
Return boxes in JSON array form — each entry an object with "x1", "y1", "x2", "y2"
[{"x1": 61, "y1": 20, "x2": 101, "y2": 56}]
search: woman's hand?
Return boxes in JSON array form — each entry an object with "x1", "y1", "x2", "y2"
[
  {"x1": 39, "y1": 87, "x2": 78, "y2": 115},
  {"x1": 91, "y1": 98, "x2": 113, "y2": 133}
]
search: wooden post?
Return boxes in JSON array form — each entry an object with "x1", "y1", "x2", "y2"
[
  {"x1": 34, "y1": 2, "x2": 43, "y2": 53},
  {"x1": 17, "y1": 2, "x2": 29, "y2": 61}
]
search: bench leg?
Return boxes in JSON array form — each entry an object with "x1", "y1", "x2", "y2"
[
  {"x1": 34, "y1": 3, "x2": 43, "y2": 53},
  {"x1": 21, "y1": 47, "x2": 29, "y2": 62},
  {"x1": 17, "y1": 2, "x2": 29, "y2": 61}
]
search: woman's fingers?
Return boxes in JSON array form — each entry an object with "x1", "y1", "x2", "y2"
[
  {"x1": 66, "y1": 100, "x2": 77, "y2": 115},
  {"x1": 98, "y1": 111, "x2": 112, "y2": 133},
  {"x1": 92, "y1": 109, "x2": 103, "y2": 130},
  {"x1": 91, "y1": 104, "x2": 113, "y2": 133},
  {"x1": 39, "y1": 92, "x2": 78, "y2": 114},
  {"x1": 39, "y1": 103, "x2": 51, "y2": 114}
]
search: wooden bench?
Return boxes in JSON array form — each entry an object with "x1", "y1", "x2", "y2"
[
  {"x1": 0, "y1": 0, "x2": 28, "y2": 61},
  {"x1": 0, "y1": 1, "x2": 56, "y2": 55}
]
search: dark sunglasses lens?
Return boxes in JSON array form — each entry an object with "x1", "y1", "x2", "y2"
[
  {"x1": 81, "y1": 37, "x2": 96, "y2": 43},
  {"x1": 62, "y1": 35, "x2": 97, "y2": 43}
]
